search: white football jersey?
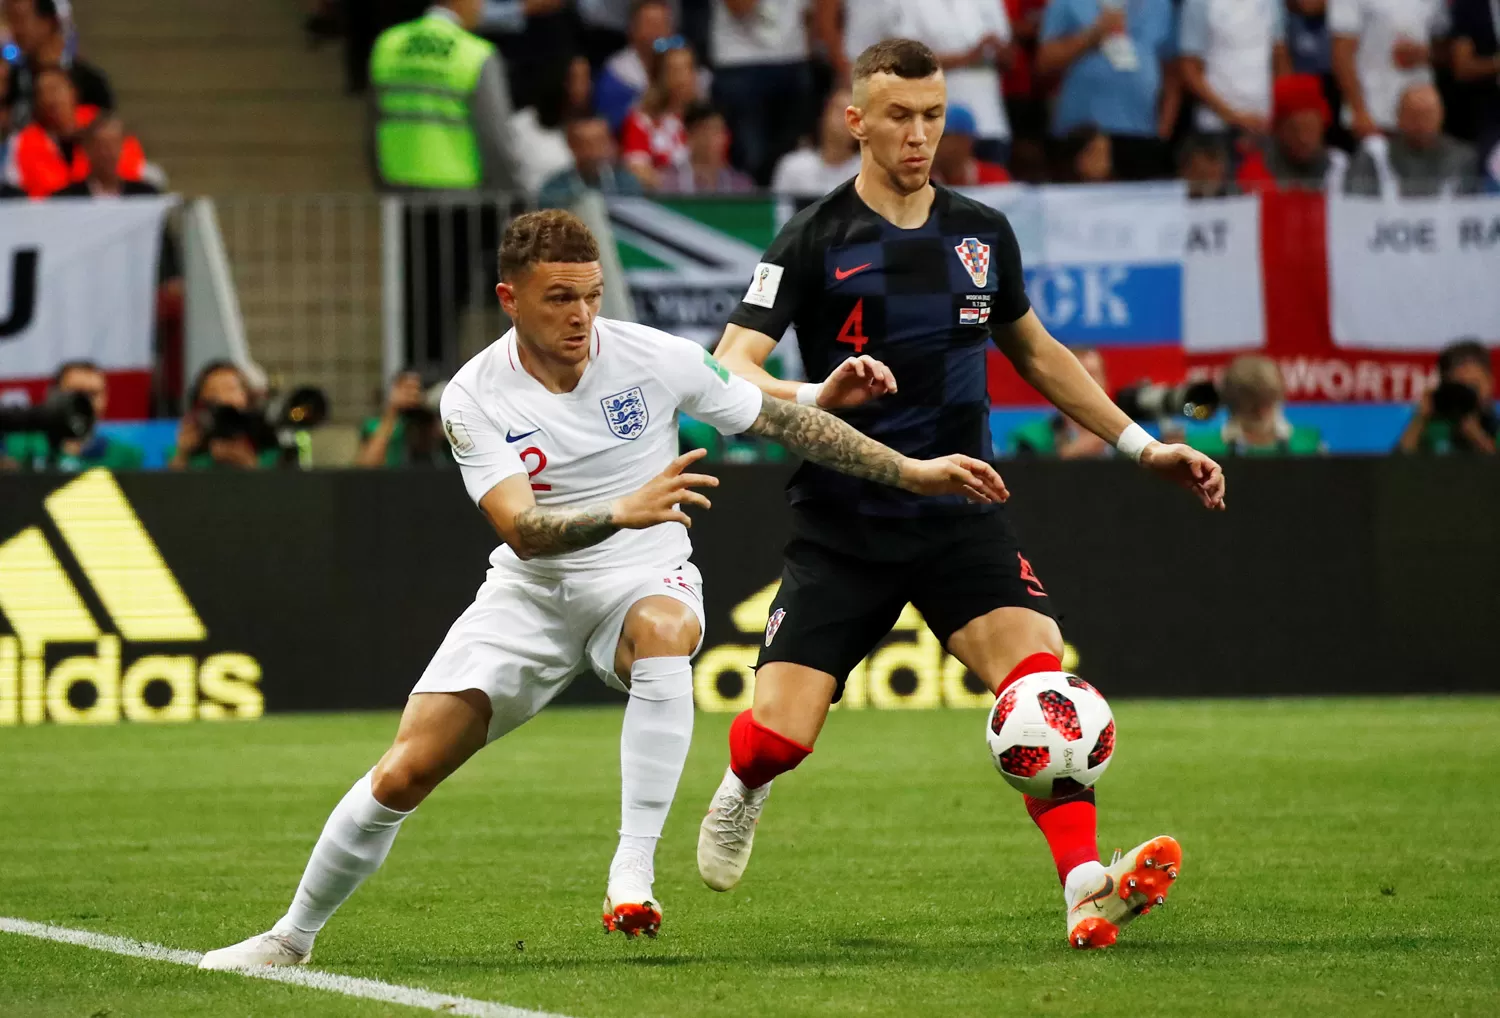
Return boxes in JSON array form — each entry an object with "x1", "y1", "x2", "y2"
[{"x1": 440, "y1": 316, "x2": 764, "y2": 575}]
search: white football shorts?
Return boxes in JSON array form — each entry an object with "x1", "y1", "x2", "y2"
[{"x1": 411, "y1": 561, "x2": 705, "y2": 741}]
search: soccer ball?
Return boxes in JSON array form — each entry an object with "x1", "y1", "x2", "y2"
[{"x1": 985, "y1": 672, "x2": 1115, "y2": 799}]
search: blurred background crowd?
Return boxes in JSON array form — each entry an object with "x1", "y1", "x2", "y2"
[{"x1": 0, "y1": 0, "x2": 1497, "y2": 473}]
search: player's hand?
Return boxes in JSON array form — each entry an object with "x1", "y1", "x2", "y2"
[
  {"x1": 612, "y1": 448, "x2": 720, "y2": 529},
  {"x1": 899, "y1": 454, "x2": 1010, "y2": 503},
  {"x1": 818, "y1": 356, "x2": 898, "y2": 410},
  {"x1": 1139, "y1": 442, "x2": 1227, "y2": 510}
]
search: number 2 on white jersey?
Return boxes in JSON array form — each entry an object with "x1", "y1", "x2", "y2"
[{"x1": 520, "y1": 447, "x2": 551, "y2": 492}]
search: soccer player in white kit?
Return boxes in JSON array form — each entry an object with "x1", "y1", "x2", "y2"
[{"x1": 200, "y1": 210, "x2": 1008, "y2": 967}]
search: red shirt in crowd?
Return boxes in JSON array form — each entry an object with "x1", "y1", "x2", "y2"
[
  {"x1": 4, "y1": 105, "x2": 147, "y2": 198},
  {"x1": 620, "y1": 108, "x2": 688, "y2": 175}
]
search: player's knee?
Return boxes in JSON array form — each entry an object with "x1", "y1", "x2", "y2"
[
  {"x1": 625, "y1": 603, "x2": 700, "y2": 659},
  {"x1": 370, "y1": 744, "x2": 448, "y2": 811}
]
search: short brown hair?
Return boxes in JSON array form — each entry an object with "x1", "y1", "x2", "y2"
[
  {"x1": 498, "y1": 209, "x2": 600, "y2": 282},
  {"x1": 852, "y1": 38, "x2": 940, "y2": 86}
]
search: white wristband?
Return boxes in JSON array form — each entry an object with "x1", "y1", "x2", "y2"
[
  {"x1": 795, "y1": 382, "x2": 823, "y2": 406},
  {"x1": 1115, "y1": 423, "x2": 1157, "y2": 463}
]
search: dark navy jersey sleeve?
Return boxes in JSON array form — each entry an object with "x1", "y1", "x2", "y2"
[
  {"x1": 725, "y1": 210, "x2": 814, "y2": 341},
  {"x1": 988, "y1": 210, "x2": 1031, "y2": 327}
]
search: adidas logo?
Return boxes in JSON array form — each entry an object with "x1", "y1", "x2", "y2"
[{"x1": 0, "y1": 469, "x2": 263, "y2": 725}]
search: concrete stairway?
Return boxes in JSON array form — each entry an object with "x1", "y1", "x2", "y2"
[{"x1": 76, "y1": 0, "x2": 387, "y2": 420}]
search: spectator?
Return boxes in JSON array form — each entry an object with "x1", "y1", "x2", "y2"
[
  {"x1": 1002, "y1": 0, "x2": 1052, "y2": 170},
  {"x1": 1053, "y1": 123, "x2": 1113, "y2": 182},
  {"x1": 508, "y1": 62, "x2": 576, "y2": 196},
  {"x1": 1286, "y1": 0, "x2": 1332, "y2": 77},
  {"x1": 1346, "y1": 84, "x2": 1483, "y2": 196},
  {"x1": 1238, "y1": 74, "x2": 1348, "y2": 190},
  {"x1": 932, "y1": 104, "x2": 1013, "y2": 186},
  {"x1": 356, "y1": 370, "x2": 453, "y2": 467},
  {"x1": 663, "y1": 100, "x2": 755, "y2": 192},
  {"x1": 710, "y1": 0, "x2": 814, "y2": 184},
  {"x1": 1329, "y1": 0, "x2": 1445, "y2": 139},
  {"x1": 1397, "y1": 339, "x2": 1497, "y2": 454},
  {"x1": 891, "y1": 0, "x2": 1016, "y2": 164},
  {"x1": 0, "y1": 55, "x2": 11, "y2": 143},
  {"x1": 476, "y1": 0, "x2": 577, "y2": 113},
  {"x1": 537, "y1": 114, "x2": 642, "y2": 207},
  {"x1": 1, "y1": 0, "x2": 112, "y2": 127},
  {"x1": 825, "y1": 0, "x2": 897, "y2": 84},
  {"x1": 1449, "y1": 0, "x2": 1500, "y2": 163},
  {"x1": 595, "y1": 0, "x2": 676, "y2": 132},
  {"x1": 1037, "y1": 0, "x2": 1181, "y2": 181},
  {"x1": 1, "y1": 360, "x2": 145, "y2": 472},
  {"x1": 578, "y1": 0, "x2": 680, "y2": 68},
  {"x1": 169, "y1": 361, "x2": 278, "y2": 471},
  {"x1": 1007, "y1": 348, "x2": 1115, "y2": 458},
  {"x1": 1187, "y1": 355, "x2": 1325, "y2": 456},
  {"x1": 51, "y1": 111, "x2": 157, "y2": 197},
  {"x1": 770, "y1": 85, "x2": 860, "y2": 195},
  {"x1": 620, "y1": 39, "x2": 699, "y2": 190},
  {"x1": 3, "y1": 66, "x2": 144, "y2": 197},
  {"x1": 1178, "y1": 132, "x2": 1230, "y2": 198},
  {"x1": 1178, "y1": 0, "x2": 1288, "y2": 139}
]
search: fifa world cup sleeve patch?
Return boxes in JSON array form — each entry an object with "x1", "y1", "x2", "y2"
[
  {"x1": 442, "y1": 412, "x2": 476, "y2": 454},
  {"x1": 702, "y1": 348, "x2": 731, "y2": 386},
  {"x1": 742, "y1": 262, "x2": 784, "y2": 309}
]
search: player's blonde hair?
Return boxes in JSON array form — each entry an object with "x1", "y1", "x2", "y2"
[{"x1": 498, "y1": 209, "x2": 601, "y2": 281}]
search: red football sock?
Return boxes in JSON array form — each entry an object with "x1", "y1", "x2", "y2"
[
  {"x1": 999, "y1": 650, "x2": 1100, "y2": 884},
  {"x1": 729, "y1": 710, "x2": 811, "y2": 790},
  {"x1": 1025, "y1": 793, "x2": 1100, "y2": 885}
]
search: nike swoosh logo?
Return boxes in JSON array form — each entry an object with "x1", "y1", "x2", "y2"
[
  {"x1": 834, "y1": 263, "x2": 873, "y2": 281},
  {"x1": 1070, "y1": 875, "x2": 1114, "y2": 913},
  {"x1": 505, "y1": 428, "x2": 540, "y2": 443}
]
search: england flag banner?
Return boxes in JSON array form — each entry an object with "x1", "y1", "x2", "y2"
[
  {"x1": 1182, "y1": 194, "x2": 1265, "y2": 354},
  {"x1": 0, "y1": 196, "x2": 175, "y2": 416},
  {"x1": 1328, "y1": 194, "x2": 1500, "y2": 349}
]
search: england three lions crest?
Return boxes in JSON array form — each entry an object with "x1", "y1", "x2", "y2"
[
  {"x1": 601, "y1": 387, "x2": 649, "y2": 440},
  {"x1": 954, "y1": 237, "x2": 991, "y2": 288}
]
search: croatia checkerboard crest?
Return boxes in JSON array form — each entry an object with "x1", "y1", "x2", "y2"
[
  {"x1": 600, "y1": 386, "x2": 649, "y2": 440},
  {"x1": 765, "y1": 607, "x2": 786, "y2": 647},
  {"x1": 954, "y1": 237, "x2": 991, "y2": 288}
]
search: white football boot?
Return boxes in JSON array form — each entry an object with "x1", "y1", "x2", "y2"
[
  {"x1": 602, "y1": 849, "x2": 662, "y2": 939},
  {"x1": 697, "y1": 767, "x2": 770, "y2": 892},
  {"x1": 1064, "y1": 835, "x2": 1182, "y2": 949},
  {"x1": 198, "y1": 929, "x2": 312, "y2": 970}
]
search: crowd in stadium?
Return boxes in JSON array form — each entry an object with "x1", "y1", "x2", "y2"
[{"x1": 1, "y1": 0, "x2": 1498, "y2": 471}]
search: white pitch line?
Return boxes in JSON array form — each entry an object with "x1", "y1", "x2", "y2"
[{"x1": 0, "y1": 917, "x2": 573, "y2": 1018}]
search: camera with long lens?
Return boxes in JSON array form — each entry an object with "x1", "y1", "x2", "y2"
[
  {"x1": 1115, "y1": 380, "x2": 1221, "y2": 424},
  {"x1": 0, "y1": 390, "x2": 96, "y2": 442},
  {"x1": 1429, "y1": 380, "x2": 1481, "y2": 423},
  {"x1": 190, "y1": 385, "x2": 331, "y2": 464}
]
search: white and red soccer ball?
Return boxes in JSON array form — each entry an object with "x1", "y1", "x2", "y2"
[{"x1": 985, "y1": 672, "x2": 1115, "y2": 799}]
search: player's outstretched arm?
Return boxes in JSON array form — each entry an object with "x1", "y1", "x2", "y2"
[
  {"x1": 744, "y1": 392, "x2": 1009, "y2": 502},
  {"x1": 477, "y1": 451, "x2": 719, "y2": 560},
  {"x1": 993, "y1": 310, "x2": 1227, "y2": 510},
  {"x1": 715, "y1": 324, "x2": 897, "y2": 410}
]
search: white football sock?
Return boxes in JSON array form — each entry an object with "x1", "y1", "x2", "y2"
[
  {"x1": 613, "y1": 655, "x2": 694, "y2": 880},
  {"x1": 274, "y1": 770, "x2": 413, "y2": 951}
]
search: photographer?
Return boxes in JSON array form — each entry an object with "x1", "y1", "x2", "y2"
[
  {"x1": 355, "y1": 369, "x2": 452, "y2": 468},
  {"x1": 1, "y1": 360, "x2": 143, "y2": 472},
  {"x1": 1397, "y1": 340, "x2": 1498, "y2": 455},
  {"x1": 1007, "y1": 348, "x2": 1115, "y2": 459},
  {"x1": 1186, "y1": 355, "x2": 1324, "y2": 457},
  {"x1": 168, "y1": 361, "x2": 280, "y2": 470}
]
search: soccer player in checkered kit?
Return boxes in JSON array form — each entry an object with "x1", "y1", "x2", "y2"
[
  {"x1": 199, "y1": 209, "x2": 1009, "y2": 968},
  {"x1": 696, "y1": 39, "x2": 1229, "y2": 950}
]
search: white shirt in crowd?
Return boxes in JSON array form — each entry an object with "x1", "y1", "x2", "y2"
[
  {"x1": 845, "y1": 0, "x2": 1013, "y2": 141},
  {"x1": 440, "y1": 317, "x2": 764, "y2": 576},
  {"x1": 771, "y1": 148, "x2": 862, "y2": 195},
  {"x1": 1328, "y1": 0, "x2": 1447, "y2": 130},
  {"x1": 1179, "y1": 0, "x2": 1285, "y2": 132},
  {"x1": 712, "y1": 0, "x2": 811, "y2": 66},
  {"x1": 508, "y1": 107, "x2": 575, "y2": 196}
]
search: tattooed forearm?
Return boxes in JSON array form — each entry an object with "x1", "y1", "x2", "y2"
[
  {"x1": 745, "y1": 393, "x2": 907, "y2": 489},
  {"x1": 510, "y1": 503, "x2": 618, "y2": 559}
]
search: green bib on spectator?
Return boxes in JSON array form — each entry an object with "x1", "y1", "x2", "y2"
[{"x1": 370, "y1": 14, "x2": 494, "y2": 190}]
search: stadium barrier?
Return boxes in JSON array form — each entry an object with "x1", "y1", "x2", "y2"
[{"x1": 0, "y1": 464, "x2": 1495, "y2": 726}]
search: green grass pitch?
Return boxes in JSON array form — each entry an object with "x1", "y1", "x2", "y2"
[{"x1": 2, "y1": 698, "x2": 1498, "y2": 1018}]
